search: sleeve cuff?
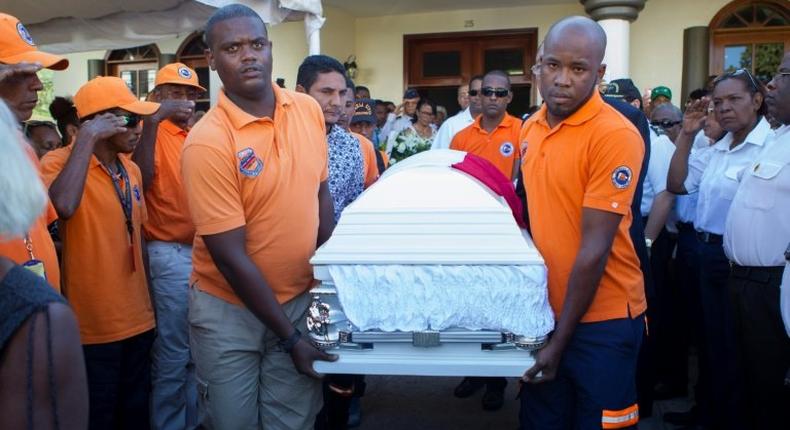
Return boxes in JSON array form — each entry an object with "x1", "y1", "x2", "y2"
[
  {"x1": 582, "y1": 195, "x2": 631, "y2": 215},
  {"x1": 195, "y1": 216, "x2": 246, "y2": 236}
]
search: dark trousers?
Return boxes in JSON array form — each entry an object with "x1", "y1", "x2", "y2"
[
  {"x1": 315, "y1": 374, "x2": 366, "y2": 430},
  {"x1": 520, "y1": 316, "x2": 644, "y2": 430},
  {"x1": 729, "y1": 265, "x2": 790, "y2": 430},
  {"x1": 697, "y1": 241, "x2": 741, "y2": 429},
  {"x1": 83, "y1": 329, "x2": 155, "y2": 430},
  {"x1": 674, "y1": 224, "x2": 709, "y2": 415}
]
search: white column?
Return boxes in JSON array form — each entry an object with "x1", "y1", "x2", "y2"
[{"x1": 598, "y1": 18, "x2": 630, "y2": 82}]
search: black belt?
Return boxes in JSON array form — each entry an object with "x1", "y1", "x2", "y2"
[
  {"x1": 730, "y1": 265, "x2": 784, "y2": 284},
  {"x1": 696, "y1": 231, "x2": 723, "y2": 244},
  {"x1": 677, "y1": 222, "x2": 694, "y2": 232}
]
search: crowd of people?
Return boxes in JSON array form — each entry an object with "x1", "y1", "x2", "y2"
[{"x1": 0, "y1": 3, "x2": 789, "y2": 430}]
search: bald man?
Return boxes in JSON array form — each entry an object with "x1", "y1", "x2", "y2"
[{"x1": 519, "y1": 17, "x2": 645, "y2": 429}]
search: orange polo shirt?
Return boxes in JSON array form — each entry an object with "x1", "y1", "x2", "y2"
[
  {"x1": 520, "y1": 91, "x2": 646, "y2": 323},
  {"x1": 41, "y1": 147, "x2": 155, "y2": 344},
  {"x1": 351, "y1": 131, "x2": 379, "y2": 187},
  {"x1": 450, "y1": 114, "x2": 521, "y2": 179},
  {"x1": 0, "y1": 144, "x2": 61, "y2": 292},
  {"x1": 143, "y1": 119, "x2": 195, "y2": 244},
  {"x1": 181, "y1": 87, "x2": 328, "y2": 306}
]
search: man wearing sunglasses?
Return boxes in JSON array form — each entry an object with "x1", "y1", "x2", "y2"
[
  {"x1": 450, "y1": 70, "x2": 520, "y2": 182},
  {"x1": 0, "y1": 13, "x2": 68, "y2": 293},
  {"x1": 41, "y1": 76, "x2": 160, "y2": 429},
  {"x1": 722, "y1": 53, "x2": 790, "y2": 429},
  {"x1": 133, "y1": 62, "x2": 203, "y2": 430},
  {"x1": 432, "y1": 75, "x2": 483, "y2": 150}
]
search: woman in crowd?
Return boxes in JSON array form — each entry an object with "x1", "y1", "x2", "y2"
[
  {"x1": 0, "y1": 99, "x2": 88, "y2": 430},
  {"x1": 388, "y1": 98, "x2": 437, "y2": 164},
  {"x1": 667, "y1": 69, "x2": 771, "y2": 430}
]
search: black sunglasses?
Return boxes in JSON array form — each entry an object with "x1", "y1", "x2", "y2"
[
  {"x1": 119, "y1": 114, "x2": 141, "y2": 128},
  {"x1": 715, "y1": 68, "x2": 760, "y2": 92},
  {"x1": 654, "y1": 119, "x2": 682, "y2": 129},
  {"x1": 481, "y1": 87, "x2": 510, "y2": 98},
  {"x1": 468, "y1": 89, "x2": 479, "y2": 97}
]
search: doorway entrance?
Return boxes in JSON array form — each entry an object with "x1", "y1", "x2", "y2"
[{"x1": 403, "y1": 28, "x2": 538, "y2": 118}]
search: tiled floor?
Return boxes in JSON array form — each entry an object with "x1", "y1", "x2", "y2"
[{"x1": 355, "y1": 375, "x2": 694, "y2": 430}]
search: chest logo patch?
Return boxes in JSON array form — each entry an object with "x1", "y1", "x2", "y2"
[
  {"x1": 237, "y1": 147, "x2": 263, "y2": 177},
  {"x1": 500, "y1": 141, "x2": 514, "y2": 157},
  {"x1": 611, "y1": 166, "x2": 633, "y2": 189}
]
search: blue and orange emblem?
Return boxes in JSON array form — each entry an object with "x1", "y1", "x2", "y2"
[
  {"x1": 611, "y1": 165, "x2": 632, "y2": 189},
  {"x1": 237, "y1": 147, "x2": 263, "y2": 177}
]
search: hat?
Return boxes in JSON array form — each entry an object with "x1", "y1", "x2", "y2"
[
  {"x1": 651, "y1": 86, "x2": 672, "y2": 101},
  {"x1": 604, "y1": 78, "x2": 641, "y2": 102},
  {"x1": 351, "y1": 98, "x2": 376, "y2": 124},
  {"x1": 155, "y1": 63, "x2": 206, "y2": 92},
  {"x1": 74, "y1": 76, "x2": 160, "y2": 119},
  {"x1": 403, "y1": 88, "x2": 419, "y2": 99},
  {"x1": 0, "y1": 13, "x2": 68, "y2": 70}
]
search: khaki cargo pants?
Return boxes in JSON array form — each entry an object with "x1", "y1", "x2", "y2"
[{"x1": 189, "y1": 286, "x2": 321, "y2": 430}]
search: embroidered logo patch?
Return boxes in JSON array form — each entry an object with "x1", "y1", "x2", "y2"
[
  {"x1": 178, "y1": 67, "x2": 192, "y2": 79},
  {"x1": 611, "y1": 166, "x2": 633, "y2": 189},
  {"x1": 500, "y1": 141, "x2": 515, "y2": 157},
  {"x1": 17, "y1": 22, "x2": 34, "y2": 46},
  {"x1": 237, "y1": 147, "x2": 263, "y2": 177},
  {"x1": 133, "y1": 185, "x2": 141, "y2": 202}
]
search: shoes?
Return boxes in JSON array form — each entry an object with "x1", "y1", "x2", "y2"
[
  {"x1": 347, "y1": 396, "x2": 361, "y2": 428},
  {"x1": 454, "y1": 377, "x2": 484, "y2": 398},
  {"x1": 653, "y1": 382, "x2": 688, "y2": 400},
  {"x1": 481, "y1": 387, "x2": 505, "y2": 411},
  {"x1": 664, "y1": 406, "x2": 698, "y2": 426}
]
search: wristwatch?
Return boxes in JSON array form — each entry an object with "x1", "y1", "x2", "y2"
[
  {"x1": 645, "y1": 238, "x2": 653, "y2": 249},
  {"x1": 278, "y1": 328, "x2": 302, "y2": 353}
]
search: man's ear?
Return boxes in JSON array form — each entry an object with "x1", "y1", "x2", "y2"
[
  {"x1": 205, "y1": 48, "x2": 215, "y2": 71},
  {"x1": 295, "y1": 84, "x2": 307, "y2": 94},
  {"x1": 597, "y1": 63, "x2": 607, "y2": 83}
]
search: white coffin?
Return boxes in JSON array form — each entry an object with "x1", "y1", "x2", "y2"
[{"x1": 310, "y1": 150, "x2": 554, "y2": 376}]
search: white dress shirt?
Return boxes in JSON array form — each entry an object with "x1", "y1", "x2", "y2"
[
  {"x1": 674, "y1": 146, "x2": 715, "y2": 224},
  {"x1": 725, "y1": 125, "x2": 789, "y2": 266},
  {"x1": 432, "y1": 108, "x2": 475, "y2": 150},
  {"x1": 381, "y1": 113, "x2": 414, "y2": 145},
  {"x1": 641, "y1": 134, "x2": 675, "y2": 217},
  {"x1": 684, "y1": 117, "x2": 773, "y2": 235},
  {"x1": 692, "y1": 129, "x2": 711, "y2": 150}
]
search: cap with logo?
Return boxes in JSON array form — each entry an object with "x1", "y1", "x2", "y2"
[
  {"x1": 351, "y1": 98, "x2": 376, "y2": 125},
  {"x1": 651, "y1": 86, "x2": 672, "y2": 101},
  {"x1": 155, "y1": 62, "x2": 206, "y2": 92},
  {"x1": 74, "y1": 76, "x2": 160, "y2": 119},
  {"x1": 604, "y1": 78, "x2": 641, "y2": 102},
  {"x1": 0, "y1": 13, "x2": 68, "y2": 70}
]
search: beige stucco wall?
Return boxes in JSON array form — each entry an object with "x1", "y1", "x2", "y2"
[{"x1": 48, "y1": 1, "x2": 738, "y2": 111}]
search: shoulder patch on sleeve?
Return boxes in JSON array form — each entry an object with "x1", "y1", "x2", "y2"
[{"x1": 611, "y1": 165, "x2": 633, "y2": 189}]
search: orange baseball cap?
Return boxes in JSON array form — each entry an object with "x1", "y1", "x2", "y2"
[
  {"x1": 74, "y1": 76, "x2": 160, "y2": 119},
  {"x1": 155, "y1": 63, "x2": 206, "y2": 91},
  {"x1": 0, "y1": 13, "x2": 68, "y2": 70}
]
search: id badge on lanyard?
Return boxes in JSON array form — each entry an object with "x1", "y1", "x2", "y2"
[{"x1": 22, "y1": 234, "x2": 47, "y2": 280}]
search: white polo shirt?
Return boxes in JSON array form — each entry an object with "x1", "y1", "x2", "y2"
[
  {"x1": 725, "y1": 124, "x2": 789, "y2": 267},
  {"x1": 432, "y1": 108, "x2": 474, "y2": 150},
  {"x1": 684, "y1": 117, "x2": 772, "y2": 235},
  {"x1": 640, "y1": 133, "x2": 675, "y2": 217}
]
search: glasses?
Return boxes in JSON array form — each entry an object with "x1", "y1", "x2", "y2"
[
  {"x1": 714, "y1": 68, "x2": 760, "y2": 92},
  {"x1": 653, "y1": 119, "x2": 682, "y2": 129},
  {"x1": 481, "y1": 87, "x2": 510, "y2": 98},
  {"x1": 468, "y1": 89, "x2": 480, "y2": 97},
  {"x1": 119, "y1": 114, "x2": 141, "y2": 128}
]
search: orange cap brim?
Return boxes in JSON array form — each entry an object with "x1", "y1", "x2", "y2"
[
  {"x1": 0, "y1": 49, "x2": 68, "y2": 70},
  {"x1": 155, "y1": 79, "x2": 206, "y2": 92},
  {"x1": 119, "y1": 100, "x2": 160, "y2": 116}
]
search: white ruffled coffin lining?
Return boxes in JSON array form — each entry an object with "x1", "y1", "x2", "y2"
[{"x1": 327, "y1": 265, "x2": 555, "y2": 338}]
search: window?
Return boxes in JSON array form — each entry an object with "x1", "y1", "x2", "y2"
[
  {"x1": 105, "y1": 44, "x2": 160, "y2": 100},
  {"x1": 176, "y1": 32, "x2": 211, "y2": 112},
  {"x1": 710, "y1": 0, "x2": 790, "y2": 82}
]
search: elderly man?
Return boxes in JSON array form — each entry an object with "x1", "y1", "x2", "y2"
[
  {"x1": 380, "y1": 88, "x2": 420, "y2": 143},
  {"x1": 723, "y1": 53, "x2": 790, "y2": 429},
  {"x1": 520, "y1": 16, "x2": 645, "y2": 429},
  {"x1": 432, "y1": 76, "x2": 483, "y2": 150},
  {"x1": 457, "y1": 83, "x2": 470, "y2": 111},
  {"x1": 0, "y1": 13, "x2": 68, "y2": 293}
]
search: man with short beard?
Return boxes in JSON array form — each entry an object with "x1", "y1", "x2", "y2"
[
  {"x1": 180, "y1": 5, "x2": 337, "y2": 428},
  {"x1": 519, "y1": 16, "x2": 645, "y2": 429}
]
